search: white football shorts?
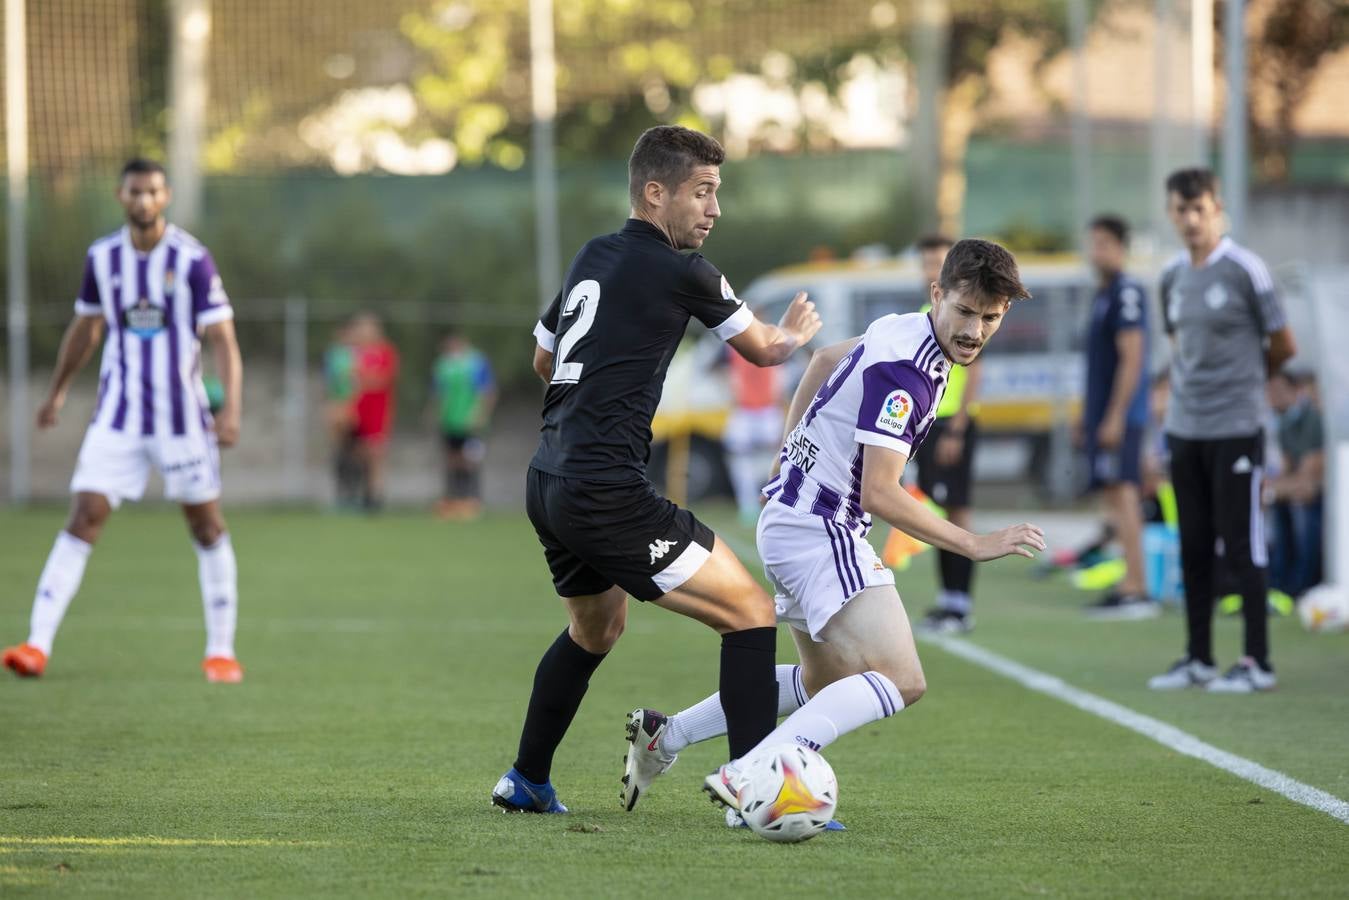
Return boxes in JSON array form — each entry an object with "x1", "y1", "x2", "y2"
[
  {"x1": 755, "y1": 499, "x2": 895, "y2": 641},
  {"x1": 70, "y1": 425, "x2": 221, "y2": 509},
  {"x1": 723, "y1": 406, "x2": 785, "y2": 454}
]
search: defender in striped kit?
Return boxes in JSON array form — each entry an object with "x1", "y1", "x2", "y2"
[
  {"x1": 622, "y1": 240, "x2": 1047, "y2": 819},
  {"x1": 2, "y1": 159, "x2": 245, "y2": 684}
]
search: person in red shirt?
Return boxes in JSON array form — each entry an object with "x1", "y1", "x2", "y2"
[
  {"x1": 723, "y1": 348, "x2": 784, "y2": 524},
  {"x1": 350, "y1": 313, "x2": 399, "y2": 511}
]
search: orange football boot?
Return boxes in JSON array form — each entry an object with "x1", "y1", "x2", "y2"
[
  {"x1": 3, "y1": 643, "x2": 48, "y2": 678},
  {"x1": 202, "y1": 656, "x2": 244, "y2": 683}
]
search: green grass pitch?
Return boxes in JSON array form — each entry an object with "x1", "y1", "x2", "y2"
[{"x1": 2, "y1": 505, "x2": 1347, "y2": 897}]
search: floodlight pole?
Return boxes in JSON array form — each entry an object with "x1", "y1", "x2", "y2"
[
  {"x1": 1190, "y1": 0, "x2": 1214, "y2": 166},
  {"x1": 1221, "y1": 0, "x2": 1247, "y2": 240},
  {"x1": 168, "y1": 0, "x2": 210, "y2": 231},
  {"x1": 529, "y1": 0, "x2": 561, "y2": 311},
  {"x1": 1148, "y1": 0, "x2": 1173, "y2": 255},
  {"x1": 912, "y1": 0, "x2": 949, "y2": 236},
  {"x1": 1068, "y1": 0, "x2": 1092, "y2": 253},
  {"x1": 6, "y1": 0, "x2": 30, "y2": 503}
]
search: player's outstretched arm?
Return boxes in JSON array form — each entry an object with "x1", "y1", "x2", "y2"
[
  {"x1": 728, "y1": 291, "x2": 822, "y2": 367},
  {"x1": 860, "y1": 444, "x2": 1045, "y2": 562},
  {"x1": 204, "y1": 320, "x2": 243, "y2": 448},
  {"x1": 36, "y1": 315, "x2": 106, "y2": 429}
]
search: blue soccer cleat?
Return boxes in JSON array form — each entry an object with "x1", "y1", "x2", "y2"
[{"x1": 491, "y1": 767, "x2": 568, "y2": 814}]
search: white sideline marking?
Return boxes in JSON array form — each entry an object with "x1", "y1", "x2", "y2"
[
  {"x1": 924, "y1": 634, "x2": 1349, "y2": 826},
  {"x1": 715, "y1": 525, "x2": 1349, "y2": 826}
]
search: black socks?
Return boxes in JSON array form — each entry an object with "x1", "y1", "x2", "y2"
[
  {"x1": 718, "y1": 626, "x2": 778, "y2": 760},
  {"x1": 512, "y1": 629, "x2": 607, "y2": 785}
]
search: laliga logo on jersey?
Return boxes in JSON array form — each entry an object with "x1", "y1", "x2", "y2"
[
  {"x1": 720, "y1": 275, "x2": 737, "y2": 302},
  {"x1": 1205, "y1": 283, "x2": 1229, "y2": 310},
  {"x1": 875, "y1": 389, "x2": 913, "y2": 436}
]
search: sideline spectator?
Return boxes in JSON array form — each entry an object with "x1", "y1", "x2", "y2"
[
  {"x1": 1266, "y1": 369, "x2": 1324, "y2": 598},
  {"x1": 432, "y1": 331, "x2": 496, "y2": 520}
]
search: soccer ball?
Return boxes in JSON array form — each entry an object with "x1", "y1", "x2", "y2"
[
  {"x1": 736, "y1": 744, "x2": 838, "y2": 843},
  {"x1": 1297, "y1": 585, "x2": 1349, "y2": 634}
]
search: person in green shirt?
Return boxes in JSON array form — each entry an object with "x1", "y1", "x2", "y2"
[
  {"x1": 324, "y1": 322, "x2": 362, "y2": 509},
  {"x1": 909, "y1": 235, "x2": 985, "y2": 634},
  {"x1": 432, "y1": 331, "x2": 496, "y2": 519}
]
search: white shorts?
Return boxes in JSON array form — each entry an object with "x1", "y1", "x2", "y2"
[
  {"x1": 723, "y1": 407, "x2": 785, "y2": 454},
  {"x1": 70, "y1": 425, "x2": 221, "y2": 509},
  {"x1": 755, "y1": 500, "x2": 895, "y2": 641}
]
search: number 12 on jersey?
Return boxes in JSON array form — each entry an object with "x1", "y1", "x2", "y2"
[{"x1": 551, "y1": 279, "x2": 601, "y2": 385}]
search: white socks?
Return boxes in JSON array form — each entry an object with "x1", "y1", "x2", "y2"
[
  {"x1": 26, "y1": 531, "x2": 93, "y2": 655},
  {"x1": 747, "y1": 671, "x2": 905, "y2": 758},
  {"x1": 196, "y1": 534, "x2": 238, "y2": 659},
  {"x1": 662, "y1": 664, "x2": 807, "y2": 755}
]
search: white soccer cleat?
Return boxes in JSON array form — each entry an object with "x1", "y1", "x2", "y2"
[
  {"x1": 621, "y1": 708, "x2": 677, "y2": 812},
  {"x1": 1205, "y1": 658, "x2": 1277, "y2": 694},
  {"x1": 1147, "y1": 657, "x2": 1219, "y2": 690},
  {"x1": 702, "y1": 761, "x2": 745, "y2": 812}
]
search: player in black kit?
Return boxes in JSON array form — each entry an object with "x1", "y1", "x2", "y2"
[{"x1": 492, "y1": 126, "x2": 822, "y2": 814}]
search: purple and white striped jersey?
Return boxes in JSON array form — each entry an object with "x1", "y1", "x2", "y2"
[
  {"x1": 74, "y1": 225, "x2": 233, "y2": 438},
  {"x1": 762, "y1": 312, "x2": 950, "y2": 536}
]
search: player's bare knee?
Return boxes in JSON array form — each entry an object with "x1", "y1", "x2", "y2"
[
  {"x1": 186, "y1": 511, "x2": 226, "y2": 547},
  {"x1": 66, "y1": 498, "x2": 110, "y2": 543},
  {"x1": 873, "y1": 660, "x2": 926, "y2": 707},
  {"x1": 570, "y1": 617, "x2": 624, "y2": 654},
  {"x1": 721, "y1": 590, "x2": 776, "y2": 632}
]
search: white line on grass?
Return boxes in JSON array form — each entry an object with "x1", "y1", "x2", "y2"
[
  {"x1": 714, "y1": 527, "x2": 1349, "y2": 826},
  {"x1": 922, "y1": 634, "x2": 1349, "y2": 826}
]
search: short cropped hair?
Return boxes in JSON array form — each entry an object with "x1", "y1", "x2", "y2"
[
  {"x1": 1089, "y1": 214, "x2": 1130, "y2": 247},
  {"x1": 121, "y1": 158, "x2": 167, "y2": 182},
  {"x1": 916, "y1": 233, "x2": 954, "y2": 252},
  {"x1": 1165, "y1": 167, "x2": 1218, "y2": 200},
  {"x1": 939, "y1": 239, "x2": 1030, "y2": 303},
  {"x1": 628, "y1": 126, "x2": 725, "y2": 208}
]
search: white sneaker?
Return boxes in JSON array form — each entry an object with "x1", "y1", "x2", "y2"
[
  {"x1": 1147, "y1": 657, "x2": 1219, "y2": 690},
  {"x1": 621, "y1": 708, "x2": 677, "y2": 812},
  {"x1": 1205, "y1": 658, "x2": 1277, "y2": 693}
]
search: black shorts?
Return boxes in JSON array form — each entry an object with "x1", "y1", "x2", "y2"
[
  {"x1": 442, "y1": 430, "x2": 480, "y2": 453},
  {"x1": 915, "y1": 418, "x2": 977, "y2": 509},
  {"x1": 525, "y1": 467, "x2": 716, "y2": 601},
  {"x1": 1084, "y1": 424, "x2": 1145, "y2": 489}
]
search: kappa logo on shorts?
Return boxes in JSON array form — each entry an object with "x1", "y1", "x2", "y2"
[{"x1": 648, "y1": 539, "x2": 678, "y2": 566}]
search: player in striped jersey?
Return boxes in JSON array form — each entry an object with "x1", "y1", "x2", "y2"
[
  {"x1": 2, "y1": 159, "x2": 245, "y2": 683},
  {"x1": 621, "y1": 240, "x2": 1046, "y2": 818}
]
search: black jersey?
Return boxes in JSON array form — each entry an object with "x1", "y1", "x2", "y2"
[{"x1": 530, "y1": 218, "x2": 753, "y2": 483}]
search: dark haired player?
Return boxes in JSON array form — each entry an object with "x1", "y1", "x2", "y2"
[
  {"x1": 492, "y1": 126, "x2": 822, "y2": 814},
  {"x1": 1147, "y1": 168, "x2": 1295, "y2": 693},
  {"x1": 2, "y1": 159, "x2": 245, "y2": 683},
  {"x1": 908, "y1": 233, "x2": 987, "y2": 634},
  {"x1": 1078, "y1": 214, "x2": 1156, "y2": 620},
  {"x1": 623, "y1": 240, "x2": 1045, "y2": 817}
]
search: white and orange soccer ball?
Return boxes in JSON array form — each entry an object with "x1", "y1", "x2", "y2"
[
  {"x1": 736, "y1": 744, "x2": 839, "y2": 843},
  {"x1": 1297, "y1": 585, "x2": 1349, "y2": 634}
]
